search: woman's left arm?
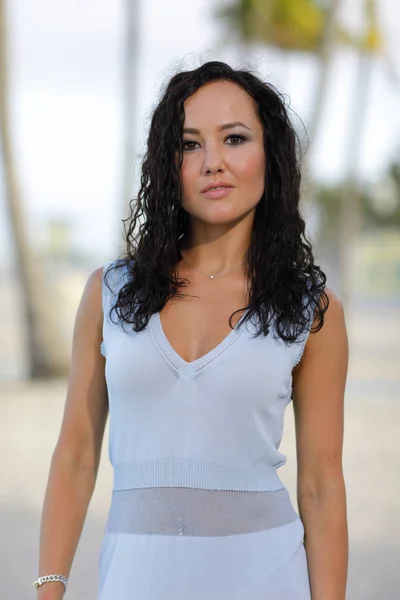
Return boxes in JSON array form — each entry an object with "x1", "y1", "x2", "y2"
[{"x1": 292, "y1": 288, "x2": 349, "y2": 600}]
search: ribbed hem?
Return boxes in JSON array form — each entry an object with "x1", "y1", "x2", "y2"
[{"x1": 113, "y1": 457, "x2": 284, "y2": 492}]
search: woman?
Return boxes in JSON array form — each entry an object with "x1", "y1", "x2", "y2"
[{"x1": 35, "y1": 61, "x2": 349, "y2": 600}]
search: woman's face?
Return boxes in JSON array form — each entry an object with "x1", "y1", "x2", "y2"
[{"x1": 180, "y1": 80, "x2": 265, "y2": 229}]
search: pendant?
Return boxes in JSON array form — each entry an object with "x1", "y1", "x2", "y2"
[{"x1": 210, "y1": 275, "x2": 214, "y2": 279}]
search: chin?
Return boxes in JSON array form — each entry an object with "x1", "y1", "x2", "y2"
[
  {"x1": 193, "y1": 210, "x2": 241, "y2": 225},
  {"x1": 197, "y1": 204, "x2": 256, "y2": 224}
]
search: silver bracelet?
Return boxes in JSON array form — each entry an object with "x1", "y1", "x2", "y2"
[{"x1": 33, "y1": 574, "x2": 68, "y2": 593}]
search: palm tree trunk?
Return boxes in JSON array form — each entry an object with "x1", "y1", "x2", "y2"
[
  {"x1": 300, "y1": 0, "x2": 342, "y2": 243},
  {"x1": 305, "y1": 0, "x2": 342, "y2": 151},
  {"x1": 338, "y1": 49, "x2": 374, "y2": 305},
  {"x1": 120, "y1": 0, "x2": 140, "y2": 246},
  {"x1": 338, "y1": 0, "x2": 380, "y2": 306},
  {"x1": 0, "y1": 0, "x2": 68, "y2": 378}
]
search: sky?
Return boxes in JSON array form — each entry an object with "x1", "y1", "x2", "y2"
[{"x1": 1, "y1": 0, "x2": 399, "y2": 263}]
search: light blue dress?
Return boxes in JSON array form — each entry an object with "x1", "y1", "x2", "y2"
[{"x1": 97, "y1": 259, "x2": 313, "y2": 599}]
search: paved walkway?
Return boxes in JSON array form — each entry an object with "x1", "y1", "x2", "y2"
[{"x1": 0, "y1": 306, "x2": 399, "y2": 599}]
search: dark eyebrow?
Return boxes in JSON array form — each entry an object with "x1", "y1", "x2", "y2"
[
  {"x1": 219, "y1": 121, "x2": 252, "y2": 132},
  {"x1": 183, "y1": 121, "x2": 252, "y2": 135}
]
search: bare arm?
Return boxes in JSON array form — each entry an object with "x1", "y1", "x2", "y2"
[
  {"x1": 36, "y1": 267, "x2": 108, "y2": 600},
  {"x1": 292, "y1": 289, "x2": 349, "y2": 600}
]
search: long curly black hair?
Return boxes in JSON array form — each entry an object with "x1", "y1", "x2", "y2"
[{"x1": 105, "y1": 60, "x2": 329, "y2": 343}]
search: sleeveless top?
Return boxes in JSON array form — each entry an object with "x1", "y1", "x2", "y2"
[{"x1": 100, "y1": 259, "x2": 315, "y2": 537}]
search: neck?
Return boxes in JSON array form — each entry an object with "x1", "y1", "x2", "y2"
[{"x1": 179, "y1": 223, "x2": 251, "y2": 274}]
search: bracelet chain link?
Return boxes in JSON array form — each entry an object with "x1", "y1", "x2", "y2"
[{"x1": 33, "y1": 574, "x2": 68, "y2": 594}]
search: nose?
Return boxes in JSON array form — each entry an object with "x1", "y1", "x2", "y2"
[{"x1": 202, "y1": 141, "x2": 224, "y2": 175}]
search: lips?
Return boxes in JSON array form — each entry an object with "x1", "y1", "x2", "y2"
[
  {"x1": 200, "y1": 181, "x2": 234, "y2": 193},
  {"x1": 202, "y1": 186, "x2": 235, "y2": 200}
]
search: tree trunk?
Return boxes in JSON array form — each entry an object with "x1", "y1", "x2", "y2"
[
  {"x1": 300, "y1": 0, "x2": 342, "y2": 243},
  {"x1": 338, "y1": 49, "x2": 374, "y2": 306},
  {"x1": 0, "y1": 0, "x2": 69, "y2": 378},
  {"x1": 119, "y1": 0, "x2": 140, "y2": 249},
  {"x1": 305, "y1": 0, "x2": 342, "y2": 152}
]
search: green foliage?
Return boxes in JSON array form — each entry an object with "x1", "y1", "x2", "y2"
[
  {"x1": 216, "y1": 0, "x2": 381, "y2": 54},
  {"x1": 216, "y1": 0, "x2": 326, "y2": 51}
]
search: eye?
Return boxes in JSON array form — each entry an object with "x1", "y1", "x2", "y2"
[
  {"x1": 226, "y1": 134, "x2": 247, "y2": 145},
  {"x1": 182, "y1": 140, "x2": 199, "y2": 152}
]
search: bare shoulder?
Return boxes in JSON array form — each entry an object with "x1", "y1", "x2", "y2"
[
  {"x1": 69, "y1": 265, "x2": 107, "y2": 375},
  {"x1": 302, "y1": 288, "x2": 348, "y2": 376},
  {"x1": 75, "y1": 266, "x2": 105, "y2": 325},
  {"x1": 316, "y1": 286, "x2": 345, "y2": 327},
  {"x1": 306, "y1": 287, "x2": 347, "y2": 355},
  {"x1": 82, "y1": 266, "x2": 104, "y2": 301}
]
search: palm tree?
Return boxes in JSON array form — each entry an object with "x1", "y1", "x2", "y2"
[
  {"x1": 216, "y1": 0, "x2": 343, "y2": 187},
  {"x1": 338, "y1": 0, "x2": 383, "y2": 302},
  {"x1": 0, "y1": 0, "x2": 68, "y2": 378},
  {"x1": 216, "y1": 0, "x2": 387, "y2": 304}
]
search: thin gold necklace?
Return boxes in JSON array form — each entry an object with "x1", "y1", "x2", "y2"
[{"x1": 180, "y1": 253, "x2": 244, "y2": 280}]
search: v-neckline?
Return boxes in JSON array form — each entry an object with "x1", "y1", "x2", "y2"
[{"x1": 149, "y1": 309, "x2": 249, "y2": 379}]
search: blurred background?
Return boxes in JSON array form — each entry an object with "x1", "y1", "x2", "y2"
[{"x1": 0, "y1": 0, "x2": 399, "y2": 598}]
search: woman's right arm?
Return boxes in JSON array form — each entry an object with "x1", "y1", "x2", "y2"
[{"x1": 36, "y1": 266, "x2": 109, "y2": 600}]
